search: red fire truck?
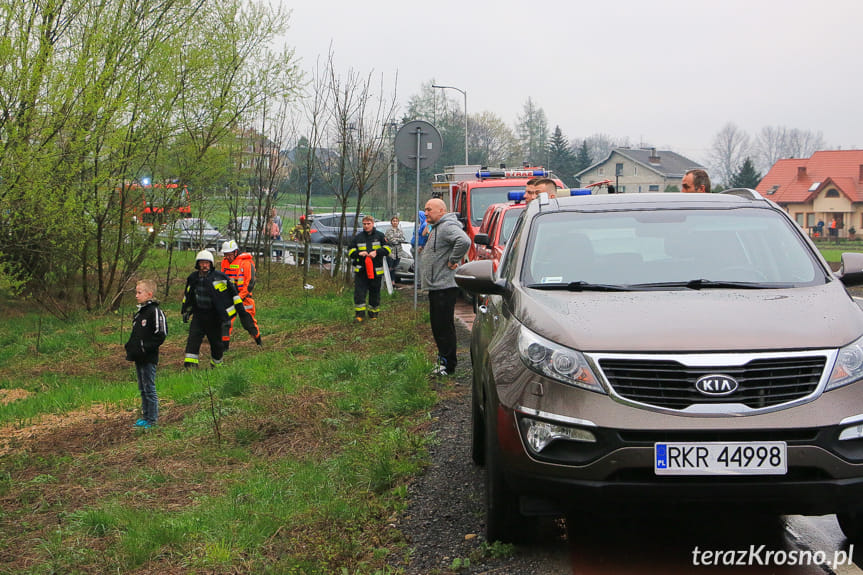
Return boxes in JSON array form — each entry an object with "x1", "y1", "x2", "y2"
[
  {"x1": 432, "y1": 165, "x2": 567, "y2": 260},
  {"x1": 126, "y1": 182, "x2": 191, "y2": 229}
]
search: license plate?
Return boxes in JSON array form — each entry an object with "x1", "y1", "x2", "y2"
[{"x1": 654, "y1": 442, "x2": 787, "y2": 475}]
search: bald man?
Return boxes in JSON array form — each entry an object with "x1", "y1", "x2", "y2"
[{"x1": 421, "y1": 198, "x2": 470, "y2": 376}]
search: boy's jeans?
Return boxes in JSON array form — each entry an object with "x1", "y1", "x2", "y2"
[{"x1": 135, "y1": 362, "x2": 159, "y2": 423}]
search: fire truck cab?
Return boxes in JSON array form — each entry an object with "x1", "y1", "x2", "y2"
[{"x1": 432, "y1": 165, "x2": 566, "y2": 260}]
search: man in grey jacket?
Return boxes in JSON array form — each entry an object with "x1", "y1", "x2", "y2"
[{"x1": 420, "y1": 198, "x2": 471, "y2": 376}]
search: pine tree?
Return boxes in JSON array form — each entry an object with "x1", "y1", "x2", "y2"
[
  {"x1": 728, "y1": 157, "x2": 762, "y2": 189},
  {"x1": 546, "y1": 126, "x2": 577, "y2": 186},
  {"x1": 574, "y1": 140, "x2": 592, "y2": 176}
]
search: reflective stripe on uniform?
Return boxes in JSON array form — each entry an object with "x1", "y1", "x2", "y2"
[{"x1": 184, "y1": 354, "x2": 199, "y2": 364}]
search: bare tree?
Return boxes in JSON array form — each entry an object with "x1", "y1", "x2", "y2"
[
  {"x1": 580, "y1": 134, "x2": 632, "y2": 165},
  {"x1": 754, "y1": 125, "x2": 826, "y2": 174},
  {"x1": 346, "y1": 72, "x2": 398, "y2": 233},
  {"x1": 295, "y1": 58, "x2": 330, "y2": 282},
  {"x1": 709, "y1": 123, "x2": 751, "y2": 188},
  {"x1": 318, "y1": 52, "x2": 397, "y2": 277}
]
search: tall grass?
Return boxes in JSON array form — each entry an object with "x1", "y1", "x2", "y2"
[{"x1": 0, "y1": 263, "x2": 440, "y2": 573}]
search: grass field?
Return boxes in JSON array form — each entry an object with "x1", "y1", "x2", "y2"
[{"x1": 0, "y1": 264, "x2": 443, "y2": 574}]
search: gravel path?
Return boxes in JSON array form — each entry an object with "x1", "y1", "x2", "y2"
[{"x1": 390, "y1": 323, "x2": 571, "y2": 574}]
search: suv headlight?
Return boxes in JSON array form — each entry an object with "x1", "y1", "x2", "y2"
[
  {"x1": 827, "y1": 334, "x2": 863, "y2": 391},
  {"x1": 517, "y1": 325, "x2": 605, "y2": 393}
]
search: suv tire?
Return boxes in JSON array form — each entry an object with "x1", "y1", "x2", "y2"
[
  {"x1": 837, "y1": 512, "x2": 863, "y2": 542},
  {"x1": 485, "y1": 395, "x2": 522, "y2": 543},
  {"x1": 470, "y1": 375, "x2": 485, "y2": 466}
]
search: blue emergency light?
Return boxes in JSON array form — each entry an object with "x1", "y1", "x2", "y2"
[
  {"x1": 477, "y1": 169, "x2": 549, "y2": 179},
  {"x1": 508, "y1": 191, "x2": 526, "y2": 202},
  {"x1": 571, "y1": 188, "x2": 592, "y2": 196}
]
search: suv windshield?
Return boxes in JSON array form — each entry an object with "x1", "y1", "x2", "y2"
[{"x1": 523, "y1": 207, "x2": 826, "y2": 288}]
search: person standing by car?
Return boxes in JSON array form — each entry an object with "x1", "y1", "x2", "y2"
[
  {"x1": 219, "y1": 240, "x2": 262, "y2": 349},
  {"x1": 289, "y1": 215, "x2": 312, "y2": 266},
  {"x1": 384, "y1": 216, "x2": 406, "y2": 275},
  {"x1": 348, "y1": 216, "x2": 391, "y2": 322},
  {"x1": 181, "y1": 250, "x2": 242, "y2": 368},
  {"x1": 523, "y1": 177, "x2": 540, "y2": 202},
  {"x1": 421, "y1": 198, "x2": 470, "y2": 376},
  {"x1": 268, "y1": 208, "x2": 283, "y2": 260},
  {"x1": 682, "y1": 169, "x2": 711, "y2": 193},
  {"x1": 125, "y1": 279, "x2": 167, "y2": 429}
]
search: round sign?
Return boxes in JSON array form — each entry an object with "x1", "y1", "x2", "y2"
[{"x1": 394, "y1": 120, "x2": 442, "y2": 170}]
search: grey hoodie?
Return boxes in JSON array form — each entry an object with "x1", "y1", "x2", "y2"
[{"x1": 420, "y1": 212, "x2": 471, "y2": 291}]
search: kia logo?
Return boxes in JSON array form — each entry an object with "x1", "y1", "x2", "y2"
[{"x1": 695, "y1": 374, "x2": 739, "y2": 396}]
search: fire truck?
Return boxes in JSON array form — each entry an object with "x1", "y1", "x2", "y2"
[
  {"x1": 126, "y1": 182, "x2": 191, "y2": 229},
  {"x1": 432, "y1": 165, "x2": 567, "y2": 260}
]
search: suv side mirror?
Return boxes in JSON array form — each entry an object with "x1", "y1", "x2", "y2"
[
  {"x1": 838, "y1": 252, "x2": 863, "y2": 287},
  {"x1": 455, "y1": 260, "x2": 506, "y2": 295},
  {"x1": 474, "y1": 233, "x2": 490, "y2": 246}
]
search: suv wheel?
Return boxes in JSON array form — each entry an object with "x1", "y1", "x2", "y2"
[
  {"x1": 485, "y1": 396, "x2": 522, "y2": 543},
  {"x1": 837, "y1": 512, "x2": 863, "y2": 542}
]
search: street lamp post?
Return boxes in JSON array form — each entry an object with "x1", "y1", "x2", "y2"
[{"x1": 432, "y1": 84, "x2": 468, "y2": 165}]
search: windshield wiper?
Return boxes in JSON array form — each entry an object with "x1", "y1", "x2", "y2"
[
  {"x1": 527, "y1": 281, "x2": 632, "y2": 292},
  {"x1": 630, "y1": 279, "x2": 778, "y2": 290}
]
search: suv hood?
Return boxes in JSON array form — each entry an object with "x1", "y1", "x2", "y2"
[{"x1": 515, "y1": 281, "x2": 863, "y2": 352}]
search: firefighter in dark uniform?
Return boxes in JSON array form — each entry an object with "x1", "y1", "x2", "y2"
[
  {"x1": 348, "y1": 216, "x2": 391, "y2": 322},
  {"x1": 181, "y1": 250, "x2": 242, "y2": 368}
]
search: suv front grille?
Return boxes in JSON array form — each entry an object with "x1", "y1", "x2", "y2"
[{"x1": 599, "y1": 356, "x2": 825, "y2": 410}]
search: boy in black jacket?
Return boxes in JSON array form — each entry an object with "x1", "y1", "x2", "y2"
[{"x1": 125, "y1": 279, "x2": 167, "y2": 428}]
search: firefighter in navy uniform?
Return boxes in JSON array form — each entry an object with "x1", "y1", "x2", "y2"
[
  {"x1": 348, "y1": 216, "x2": 391, "y2": 322},
  {"x1": 181, "y1": 250, "x2": 243, "y2": 368}
]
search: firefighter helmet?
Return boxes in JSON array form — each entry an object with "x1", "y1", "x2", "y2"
[
  {"x1": 195, "y1": 250, "x2": 214, "y2": 269},
  {"x1": 221, "y1": 240, "x2": 239, "y2": 254}
]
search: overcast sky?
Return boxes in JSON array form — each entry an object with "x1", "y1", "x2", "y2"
[{"x1": 276, "y1": 0, "x2": 862, "y2": 165}]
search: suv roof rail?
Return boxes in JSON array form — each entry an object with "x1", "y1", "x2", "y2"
[{"x1": 720, "y1": 188, "x2": 762, "y2": 200}]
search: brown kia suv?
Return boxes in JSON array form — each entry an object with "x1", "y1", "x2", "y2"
[{"x1": 456, "y1": 189, "x2": 863, "y2": 543}]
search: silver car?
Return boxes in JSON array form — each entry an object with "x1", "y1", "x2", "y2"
[
  {"x1": 159, "y1": 217, "x2": 224, "y2": 251},
  {"x1": 456, "y1": 189, "x2": 863, "y2": 543}
]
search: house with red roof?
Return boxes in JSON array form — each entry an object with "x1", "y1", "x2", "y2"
[{"x1": 755, "y1": 150, "x2": 863, "y2": 238}]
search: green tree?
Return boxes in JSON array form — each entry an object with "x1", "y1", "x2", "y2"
[
  {"x1": 469, "y1": 111, "x2": 520, "y2": 168},
  {"x1": 0, "y1": 0, "x2": 300, "y2": 314},
  {"x1": 547, "y1": 126, "x2": 578, "y2": 186},
  {"x1": 516, "y1": 98, "x2": 548, "y2": 166},
  {"x1": 574, "y1": 140, "x2": 593, "y2": 178},
  {"x1": 728, "y1": 156, "x2": 762, "y2": 189}
]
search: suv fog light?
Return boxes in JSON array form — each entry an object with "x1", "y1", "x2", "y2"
[
  {"x1": 839, "y1": 424, "x2": 863, "y2": 441},
  {"x1": 525, "y1": 419, "x2": 596, "y2": 453}
]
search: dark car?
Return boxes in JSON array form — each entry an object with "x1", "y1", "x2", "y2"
[
  {"x1": 308, "y1": 212, "x2": 364, "y2": 244},
  {"x1": 455, "y1": 189, "x2": 863, "y2": 543}
]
